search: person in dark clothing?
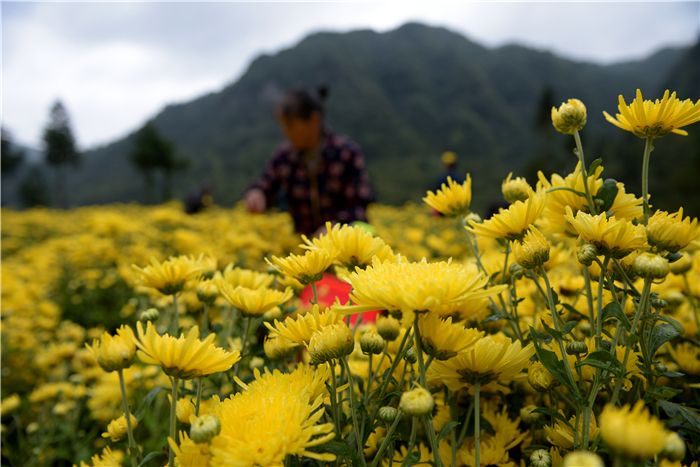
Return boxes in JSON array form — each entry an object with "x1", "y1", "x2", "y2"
[
  {"x1": 432, "y1": 150, "x2": 465, "y2": 191},
  {"x1": 245, "y1": 87, "x2": 374, "y2": 235}
]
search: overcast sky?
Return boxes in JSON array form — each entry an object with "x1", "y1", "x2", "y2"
[{"x1": 2, "y1": 1, "x2": 699, "y2": 150}]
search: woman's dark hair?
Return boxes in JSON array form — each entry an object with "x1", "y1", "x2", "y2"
[{"x1": 278, "y1": 86, "x2": 329, "y2": 120}]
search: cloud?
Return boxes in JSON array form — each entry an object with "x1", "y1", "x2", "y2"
[{"x1": 3, "y1": 1, "x2": 698, "y2": 149}]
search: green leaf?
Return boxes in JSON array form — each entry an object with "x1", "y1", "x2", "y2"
[
  {"x1": 561, "y1": 303, "x2": 586, "y2": 319},
  {"x1": 595, "y1": 178, "x2": 618, "y2": 212},
  {"x1": 319, "y1": 440, "x2": 355, "y2": 459},
  {"x1": 437, "y1": 421, "x2": 459, "y2": 441},
  {"x1": 534, "y1": 346, "x2": 577, "y2": 394},
  {"x1": 561, "y1": 320, "x2": 579, "y2": 335},
  {"x1": 650, "y1": 323, "x2": 681, "y2": 357},
  {"x1": 601, "y1": 302, "x2": 631, "y2": 330},
  {"x1": 659, "y1": 401, "x2": 700, "y2": 436},
  {"x1": 540, "y1": 320, "x2": 562, "y2": 340},
  {"x1": 588, "y1": 158, "x2": 603, "y2": 175},
  {"x1": 529, "y1": 326, "x2": 553, "y2": 344},
  {"x1": 138, "y1": 451, "x2": 164, "y2": 467},
  {"x1": 135, "y1": 386, "x2": 164, "y2": 419},
  {"x1": 645, "y1": 386, "x2": 682, "y2": 401},
  {"x1": 576, "y1": 350, "x2": 622, "y2": 375}
]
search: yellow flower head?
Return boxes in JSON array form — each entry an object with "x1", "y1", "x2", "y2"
[
  {"x1": 1, "y1": 394, "x2": 21, "y2": 417},
  {"x1": 267, "y1": 249, "x2": 334, "y2": 284},
  {"x1": 467, "y1": 193, "x2": 546, "y2": 241},
  {"x1": 264, "y1": 304, "x2": 343, "y2": 346},
  {"x1": 513, "y1": 226, "x2": 550, "y2": 269},
  {"x1": 545, "y1": 413, "x2": 598, "y2": 449},
  {"x1": 308, "y1": 323, "x2": 355, "y2": 365},
  {"x1": 418, "y1": 313, "x2": 484, "y2": 360},
  {"x1": 263, "y1": 334, "x2": 299, "y2": 360},
  {"x1": 169, "y1": 432, "x2": 211, "y2": 467},
  {"x1": 78, "y1": 446, "x2": 124, "y2": 467},
  {"x1": 600, "y1": 401, "x2": 668, "y2": 459},
  {"x1": 551, "y1": 98, "x2": 587, "y2": 134},
  {"x1": 427, "y1": 334, "x2": 534, "y2": 388},
  {"x1": 562, "y1": 451, "x2": 604, "y2": 467},
  {"x1": 218, "y1": 283, "x2": 293, "y2": 317},
  {"x1": 647, "y1": 208, "x2": 699, "y2": 253},
  {"x1": 502, "y1": 172, "x2": 533, "y2": 204},
  {"x1": 668, "y1": 342, "x2": 700, "y2": 376},
  {"x1": 132, "y1": 255, "x2": 208, "y2": 295},
  {"x1": 399, "y1": 386, "x2": 434, "y2": 416},
  {"x1": 209, "y1": 366, "x2": 335, "y2": 465},
  {"x1": 134, "y1": 322, "x2": 240, "y2": 379},
  {"x1": 301, "y1": 221, "x2": 396, "y2": 269},
  {"x1": 215, "y1": 264, "x2": 275, "y2": 290},
  {"x1": 343, "y1": 257, "x2": 504, "y2": 316},
  {"x1": 565, "y1": 207, "x2": 647, "y2": 258},
  {"x1": 423, "y1": 174, "x2": 472, "y2": 216},
  {"x1": 101, "y1": 413, "x2": 137, "y2": 442},
  {"x1": 86, "y1": 325, "x2": 136, "y2": 373},
  {"x1": 603, "y1": 89, "x2": 700, "y2": 138}
]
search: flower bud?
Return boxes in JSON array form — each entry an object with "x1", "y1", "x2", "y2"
[
  {"x1": 509, "y1": 263, "x2": 525, "y2": 279},
  {"x1": 190, "y1": 414, "x2": 221, "y2": 444},
  {"x1": 375, "y1": 316, "x2": 401, "y2": 341},
  {"x1": 651, "y1": 297, "x2": 668, "y2": 310},
  {"x1": 196, "y1": 282, "x2": 219, "y2": 305},
  {"x1": 520, "y1": 405, "x2": 541, "y2": 424},
  {"x1": 399, "y1": 386, "x2": 434, "y2": 416},
  {"x1": 530, "y1": 449, "x2": 551, "y2": 467},
  {"x1": 263, "y1": 335, "x2": 298, "y2": 360},
  {"x1": 101, "y1": 413, "x2": 138, "y2": 442},
  {"x1": 562, "y1": 451, "x2": 603, "y2": 467},
  {"x1": 86, "y1": 325, "x2": 136, "y2": 372},
  {"x1": 262, "y1": 306, "x2": 283, "y2": 322},
  {"x1": 566, "y1": 341, "x2": 588, "y2": 356},
  {"x1": 139, "y1": 308, "x2": 160, "y2": 322},
  {"x1": 502, "y1": 172, "x2": 533, "y2": 204},
  {"x1": 669, "y1": 253, "x2": 692, "y2": 275},
  {"x1": 404, "y1": 347, "x2": 417, "y2": 364},
  {"x1": 661, "y1": 432, "x2": 685, "y2": 461},
  {"x1": 633, "y1": 253, "x2": 669, "y2": 279},
  {"x1": 551, "y1": 98, "x2": 587, "y2": 135},
  {"x1": 308, "y1": 324, "x2": 355, "y2": 365},
  {"x1": 378, "y1": 406, "x2": 399, "y2": 424},
  {"x1": 528, "y1": 362, "x2": 555, "y2": 392},
  {"x1": 513, "y1": 227, "x2": 550, "y2": 269},
  {"x1": 360, "y1": 331, "x2": 385, "y2": 355},
  {"x1": 577, "y1": 244, "x2": 598, "y2": 266}
]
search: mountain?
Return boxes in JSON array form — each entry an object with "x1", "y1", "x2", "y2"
[{"x1": 11, "y1": 23, "x2": 699, "y2": 213}]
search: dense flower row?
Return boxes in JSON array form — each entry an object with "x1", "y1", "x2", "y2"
[{"x1": 1, "y1": 89, "x2": 699, "y2": 467}]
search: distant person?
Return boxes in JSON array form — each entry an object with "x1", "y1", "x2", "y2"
[
  {"x1": 184, "y1": 184, "x2": 213, "y2": 214},
  {"x1": 244, "y1": 86, "x2": 374, "y2": 235}
]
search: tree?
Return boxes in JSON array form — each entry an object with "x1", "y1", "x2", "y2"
[
  {"x1": 1, "y1": 127, "x2": 25, "y2": 177},
  {"x1": 43, "y1": 101, "x2": 80, "y2": 207},
  {"x1": 19, "y1": 165, "x2": 50, "y2": 208},
  {"x1": 129, "y1": 121, "x2": 187, "y2": 203}
]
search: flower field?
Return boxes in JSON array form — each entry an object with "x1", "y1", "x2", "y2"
[{"x1": 2, "y1": 90, "x2": 700, "y2": 467}]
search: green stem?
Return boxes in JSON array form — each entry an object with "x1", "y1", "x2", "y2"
[
  {"x1": 369, "y1": 411, "x2": 402, "y2": 467},
  {"x1": 422, "y1": 415, "x2": 442, "y2": 467},
  {"x1": 474, "y1": 381, "x2": 481, "y2": 467},
  {"x1": 540, "y1": 267, "x2": 580, "y2": 397},
  {"x1": 401, "y1": 417, "x2": 418, "y2": 467},
  {"x1": 118, "y1": 370, "x2": 138, "y2": 467},
  {"x1": 233, "y1": 316, "x2": 253, "y2": 380},
  {"x1": 340, "y1": 358, "x2": 365, "y2": 464},
  {"x1": 641, "y1": 137, "x2": 654, "y2": 224},
  {"x1": 581, "y1": 403, "x2": 591, "y2": 449},
  {"x1": 328, "y1": 361, "x2": 341, "y2": 437},
  {"x1": 595, "y1": 258, "x2": 611, "y2": 350},
  {"x1": 583, "y1": 268, "x2": 596, "y2": 332},
  {"x1": 195, "y1": 377, "x2": 203, "y2": 416},
  {"x1": 200, "y1": 304, "x2": 209, "y2": 338},
  {"x1": 311, "y1": 280, "x2": 319, "y2": 304},
  {"x1": 412, "y1": 316, "x2": 428, "y2": 388},
  {"x1": 168, "y1": 377, "x2": 179, "y2": 467},
  {"x1": 573, "y1": 130, "x2": 597, "y2": 214}
]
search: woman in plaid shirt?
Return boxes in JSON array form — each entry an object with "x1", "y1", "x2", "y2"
[{"x1": 245, "y1": 87, "x2": 375, "y2": 235}]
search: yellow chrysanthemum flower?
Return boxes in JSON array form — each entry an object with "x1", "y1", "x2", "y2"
[
  {"x1": 418, "y1": 313, "x2": 484, "y2": 360},
  {"x1": 423, "y1": 174, "x2": 472, "y2": 216},
  {"x1": 501, "y1": 172, "x2": 533, "y2": 204},
  {"x1": 209, "y1": 366, "x2": 335, "y2": 465},
  {"x1": 600, "y1": 401, "x2": 668, "y2": 459},
  {"x1": 343, "y1": 257, "x2": 505, "y2": 316},
  {"x1": 565, "y1": 207, "x2": 647, "y2": 258},
  {"x1": 86, "y1": 325, "x2": 136, "y2": 373},
  {"x1": 266, "y1": 249, "x2": 334, "y2": 284},
  {"x1": 467, "y1": 193, "x2": 546, "y2": 241},
  {"x1": 427, "y1": 334, "x2": 534, "y2": 388},
  {"x1": 308, "y1": 323, "x2": 355, "y2": 365},
  {"x1": 544, "y1": 413, "x2": 598, "y2": 449},
  {"x1": 647, "y1": 208, "x2": 699, "y2": 253},
  {"x1": 134, "y1": 322, "x2": 240, "y2": 379},
  {"x1": 218, "y1": 283, "x2": 293, "y2": 317},
  {"x1": 668, "y1": 342, "x2": 700, "y2": 375},
  {"x1": 169, "y1": 432, "x2": 211, "y2": 467},
  {"x1": 512, "y1": 226, "x2": 550, "y2": 269},
  {"x1": 603, "y1": 89, "x2": 700, "y2": 138},
  {"x1": 1, "y1": 394, "x2": 21, "y2": 417},
  {"x1": 215, "y1": 264, "x2": 275, "y2": 290},
  {"x1": 301, "y1": 221, "x2": 396, "y2": 268},
  {"x1": 264, "y1": 304, "x2": 343, "y2": 346},
  {"x1": 101, "y1": 413, "x2": 138, "y2": 442},
  {"x1": 551, "y1": 98, "x2": 587, "y2": 135},
  {"x1": 78, "y1": 446, "x2": 125, "y2": 467},
  {"x1": 132, "y1": 255, "x2": 209, "y2": 295}
]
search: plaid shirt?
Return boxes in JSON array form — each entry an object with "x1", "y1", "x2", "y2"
[{"x1": 248, "y1": 130, "x2": 374, "y2": 235}]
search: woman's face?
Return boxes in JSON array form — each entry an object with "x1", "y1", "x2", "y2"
[{"x1": 278, "y1": 112, "x2": 322, "y2": 151}]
